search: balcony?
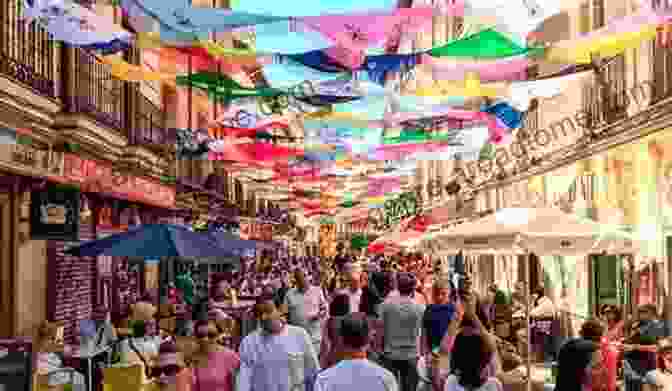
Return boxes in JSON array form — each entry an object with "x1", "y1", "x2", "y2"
[
  {"x1": 652, "y1": 34, "x2": 672, "y2": 104},
  {"x1": 131, "y1": 89, "x2": 169, "y2": 146},
  {"x1": 0, "y1": 0, "x2": 59, "y2": 99},
  {"x1": 66, "y1": 49, "x2": 127, "y2": 135}
]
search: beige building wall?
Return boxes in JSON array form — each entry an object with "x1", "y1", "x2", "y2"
[{"x1": 405, "y1": 0, "x2": 671, "y2": 321}]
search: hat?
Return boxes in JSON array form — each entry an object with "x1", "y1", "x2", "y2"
[{"x1": 344, "y1": 261, "x2": 362, "y2": 273}]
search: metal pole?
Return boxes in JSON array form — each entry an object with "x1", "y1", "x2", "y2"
[{"x1": 525, "y1": 251, "x2": 533, "y2": 391}]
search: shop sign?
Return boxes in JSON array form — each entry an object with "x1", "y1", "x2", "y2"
[
  {"x1": 30, "y1": 185, "x2": 80, "y2": 241},
  {"x1": 239, "y1": 221, "x2": 274, "y2": 241},
  {"x1": 368, "y1": 192, "x2": 419, "y2": 231},
  {"x1": 60, "y1": 154, "x2": 175, "y2": 209}
]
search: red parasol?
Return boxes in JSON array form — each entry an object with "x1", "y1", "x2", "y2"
[{"x1": 208, "y1": 142, "x2": 304, "y2": 165}]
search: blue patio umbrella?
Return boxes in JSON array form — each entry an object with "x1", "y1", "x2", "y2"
[
  {"x1": 209, "y1": 231, "x2": 258, "y2": 252},
  {"x1": 64, "y1": 224, "x2": 235, "y2": 257}
]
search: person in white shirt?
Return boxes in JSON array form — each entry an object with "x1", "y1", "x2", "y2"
[
  {"x1": 283, "y1": 269, "x2": 328, "y2": 356},
  {"x1": 314, "y1": 313, "x2": 398, "y2": 391},
  {"x1": 238, "y1": 295, "x2": 320, "y2": 391}
]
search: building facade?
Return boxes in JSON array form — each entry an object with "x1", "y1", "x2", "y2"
[
  {"x1": 0, "y1": 0, "x2": 249, "y2": 340},
  {"x1": 407, "y1": 0, "x2": 672, "y2": 324}
]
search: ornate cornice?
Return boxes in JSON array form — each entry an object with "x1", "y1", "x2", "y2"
[
  {"x1": 0, "y1": 76, "x2": 61, "y2": 128},
  {"x1": 52, "y1": 113, "x2": 128, "y2": 161},
  {"x1": 118, "y1": 146, "x2": 167, "y2": 179}
]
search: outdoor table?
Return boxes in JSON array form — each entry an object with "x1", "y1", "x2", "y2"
[{"x1": 72, "y1": 345, "x2": 110, "y2": 391}]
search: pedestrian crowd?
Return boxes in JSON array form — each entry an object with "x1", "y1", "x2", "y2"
[{"x1": 30, "y1": 248, "x2": 672, "y2": 391}]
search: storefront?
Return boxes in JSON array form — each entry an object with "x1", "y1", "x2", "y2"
[
  {"x1": 515, "y1": 126, "x2": 672, "y2": 321},
  {"x1": 0, "y1": 138, "x2": 178, "y2": 341},
  {"x1": 0, "y1": 130, "x2": 66, "y2": 338},
  {"x1": 40, "y1": 153, "x2": 177, "y2": 342}
]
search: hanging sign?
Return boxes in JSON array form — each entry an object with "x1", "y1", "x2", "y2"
[
  {"x1": 59, "y1": 154, "x2": 175, "y2": 209},
  {"x1": 368, "y1": 192, "x2": 419, "y2": 231},
  {"x1": 0, "y1": 143, "x2": 64, "y2": 177},
  {"x1": 30, "y1": 185, "x2": 80, "y2": 241}
]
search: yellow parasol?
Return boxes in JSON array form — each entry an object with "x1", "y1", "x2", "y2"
[
  {"x1": 99, "y1": 55, "x2": 177, "y2": 82},
  {"x1": 545, "y1": 25, "x2": 659, "y2": 64},
  {"x1": 408, "y1": 72, "x2": 509, "y2": 97}
]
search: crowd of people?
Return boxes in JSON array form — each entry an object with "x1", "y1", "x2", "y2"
[{"x1": 30, "y1": 246, "x2": 672, "y2": 391}]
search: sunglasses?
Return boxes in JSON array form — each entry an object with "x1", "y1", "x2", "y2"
[{"x1": 150, "y1": 365, "x2": 182, "y2": 378}]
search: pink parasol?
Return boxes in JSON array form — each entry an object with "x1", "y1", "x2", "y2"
[
  {"x1": 208, "y1": 122, "x2": 290, "y2": 139},
  {"x1": 299, "y1": 6, "x2": 445, "y2": 53},
  {"x1": 367, "y1": 215, "x2": 435, "y2": 253},
  {"x1": 422, "y1": 54, "x2": 533, "y2": 82},
  {"x1": 208, "y1": 142, "x2": 303, "y2": 164}
]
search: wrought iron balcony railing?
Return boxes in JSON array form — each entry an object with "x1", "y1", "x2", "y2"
[
  {"x1": 131, "y1": 88, "x2": 168, "y2": 146},
  {"x1": 67, "y1": 48, "x2": 127, "y2": 133},
  {"x1": 0, "y1": 0, "x2": 59, "y2": 99}
]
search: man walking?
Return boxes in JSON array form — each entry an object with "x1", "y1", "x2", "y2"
[
  {"x1": 238, "y1": 295, "x2": 320, "y2": 391},
  {"x1": 314, "y1": 313, "x2": 398, "y2": 391},
  {"x1": 380, "y1": 273, "x2": 426, "y2": 391},
  {"x1": 283, "y1": 269, "x2": 328, "y2": 356}
]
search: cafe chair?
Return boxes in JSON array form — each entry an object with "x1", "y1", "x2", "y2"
[{"x1": 102, "y1": 363, "x2": 146, "y2": 391}]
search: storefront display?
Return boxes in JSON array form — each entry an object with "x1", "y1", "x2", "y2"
[{"x1": 30, "y1": 185, "x2": 80, "y2": 241}]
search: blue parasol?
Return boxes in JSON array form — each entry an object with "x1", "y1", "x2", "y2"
[
  {"x1": 209, "y1": 231, "x2": 258, "y2": 251},
  {"x1": 64, "y1": 224, "x2": 235, "y2": 257}
]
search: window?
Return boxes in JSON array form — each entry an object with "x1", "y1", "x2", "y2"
[
  {"x1": 0, "y1": 0, "x2": 59, "y2": 97},
  {"x1": 592, "y1": 0, "x2": 605, "y2": 29},
  {"x1": 524, "y1": 66, "x2": 540, "y2": 131}
]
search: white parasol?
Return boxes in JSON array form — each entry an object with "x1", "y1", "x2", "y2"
[{"x1": 416, "y1": 207, "x2": 639, "y2": 391}]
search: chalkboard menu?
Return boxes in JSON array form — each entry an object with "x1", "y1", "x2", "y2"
[{"x1": 30, "y1": 185, "x2": 80, "y2": 241}]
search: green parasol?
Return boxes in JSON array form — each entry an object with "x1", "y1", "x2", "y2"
[
  {"x1": 382, "y1": 128, "x2": 461, "y2": 145},
  {"x1": 428, "y1": 28, "x2": 542, "y2": 58},
  {"x1": 350, "y1": 234, "x2": 370, "y2": 250},
  {"x1": 175, "y1": 72, "x2": 284, "y2": 103}
]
